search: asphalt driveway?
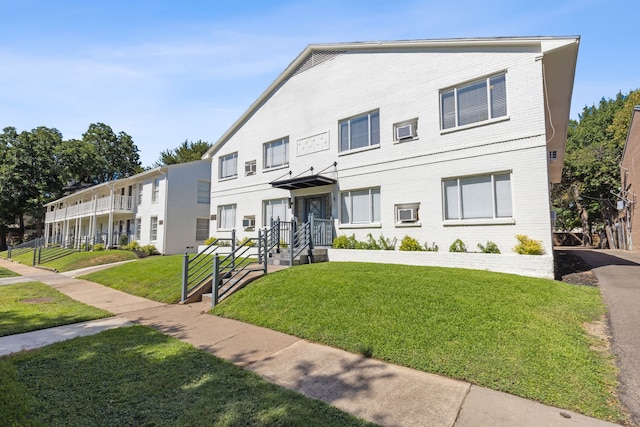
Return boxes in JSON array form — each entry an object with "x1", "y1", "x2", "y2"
[{"x1": 562, "y1": 248, "x2": 640, "y2": 426}]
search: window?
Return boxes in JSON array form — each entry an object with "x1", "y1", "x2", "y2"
[
  {"x1": 195, "y1": 218, "x2": 209, "y2": 241},
  {"x1": 263, "y1": 138, "x2": 289, "y2": 169},
  {"x1": 339, "y1": 110, "x2": 380, "y2": 152},
  {"x1": 135, "y1": 219, "x2": 141, "y2": 241},
  {"x1": 263, "y1": 198, "x2": 289, "y2": 225},
  {"x1": 549, "y1": 150, "x2": 558, "y2": 162},
  {"x1": 150, "y1": 217, "x2": 158, "y2": 241},
  {"x1": 137, "y1": 184, "x2": 143, "y2": 204},
  {"x1": 197, "y1": 181, "x2": 210, "y2": 204},
  {"x1": 443, "y1": 173, "x2": 512, "y2": 220},
  {"x1": 217, "y1": 204, "x2": 236, "y2": 229},
  {"x1": 441, "y1": 73, "x2": 507, "y2": 130},
  {"x1": 340, "y1": 187, "x2": 381, "y2": 225},
  {"x1": 152, "y1": 178, "x2": 160, "y2": 203},
  {"x1": 219, "y1": 152, "x2": 238, "y2": 179}
]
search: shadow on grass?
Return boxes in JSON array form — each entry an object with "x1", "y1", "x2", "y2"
[{"x1": 2, "y1": 325, "x2": 374, "y2": 426}]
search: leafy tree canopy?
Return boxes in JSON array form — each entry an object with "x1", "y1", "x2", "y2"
[{"x1": 154, "y1": 139, "x2": 212, "y2": 166}]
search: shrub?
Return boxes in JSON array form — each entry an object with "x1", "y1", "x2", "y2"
[
  {"x1": 119, "y1": 234, "x2": 129, "y2": 247},
  {"x1": 123, "y1": 241, "x2": 140, "y2": 252},
  {"x1": 424, "y1": 242, "x2": 439, "y2": 252},
  {"x1": 92, "y1": 243, "x2": 105, "y2": 251},
  {"x1": 399, "y1": 235, "x2": 423, "y2": 251},
  {"x1": 513, "y1": 235, "x2": 545, "y2": 255},
  {"x1": 449, "y1": 239, "x2": 467, "y2": 253},
  {"x1": 478, "y1": 241, "x2": 501, "y2": 254},
  {"x1": 332, "y1": 234, "x2": 358, "y2": 249},
  {"x1": 238, "y1": 236, "x2": 255, "y2": 247},
  {"x1": 332, "y1": 234, "x2": 396, "y2": 250},
  {"x1": 140, "y1": 245, "x2": 159, "y2": 256},
  {"x1": 378, "y1": 235, "x2": 396, "y2": 251},
  {"x1": 205, "y1": 237, "x2": 230, "y2": 247},
  {"x1": 204, "y1": 237, "x2": 216, "y2": 245}
]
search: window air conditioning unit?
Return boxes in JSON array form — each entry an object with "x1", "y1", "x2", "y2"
[
  {"x1": 397, "y1": 208, "x2": 418, "y2": 222},
  {"x1": 245, "y1": 161, "x2": 256, "y2": 175},
  {"x1": 242, "y1": 218, "x2": 255, "y2": 228},
  {"x1": 396, "y1": 124, "x2": 415, "y2": 140}
]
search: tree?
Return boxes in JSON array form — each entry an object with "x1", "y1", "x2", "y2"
[
  {"x1": 82, "y1": 123, "x2": 141, "y2": 183},
  {"x1": 154, "y1": 139, "x2": 212, "y2": 166},
  {"x1": 553, "y1": 89, "x2": 640, "y2": 247}
]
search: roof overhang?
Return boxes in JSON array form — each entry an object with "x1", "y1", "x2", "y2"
[
  {"x1": 540, "y1": 37, "x2": 580, "y2": 184},
  {"x1": 270, "y1": 174, "x2": 336, "y2": 190}
]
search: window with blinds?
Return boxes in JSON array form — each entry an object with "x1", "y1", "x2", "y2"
[
  {"x1": 443, "y1": 172, "x2": 512, "y2": 220},
  {"x1": 339, "y1": 110, "x2": 380, "y2": 152},
  {"x1": 340, "y1": 187, "x2": 381, "y2": 225},
  {"x1": 440, "y1": 73, "x2": 507, "y2": 130},
  {"x1": 263, "y1": 198, "x2": 289, "y2": 225},
  {"x1": 219, "y1": 152, "x2": 238, "y2": 179},
  {"x1": 264, "y1": 137, "x2": 289, "y2": 169},
  {"x1": 217, "y1": 204, "x2": 236, "y2": 229}
]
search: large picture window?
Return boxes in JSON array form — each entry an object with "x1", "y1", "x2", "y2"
[
  {"x1": 219, "y1": 152, "x2": 238, "y2": 179},
  {"x1": 263, "y1": 198, "x2": 289, "y2": 225},
  {"x1": 443, "y1": 172, "x2": 512, "y2": 220},
  {"x1": 217, "y1": 204, "x2": 236, "y2": 230},
  {"x1": 441, "y1": 73, "x2": 507, "y2": 130},
  {"x1": 340, "y1": 187, "x2": 381, "y2": 225},
  {"x1": 264, "y1": 137, "x2": 289, "y2": 169},
  {"x1": 339, "y1": 110, "x2": 380, "y2": 152}
]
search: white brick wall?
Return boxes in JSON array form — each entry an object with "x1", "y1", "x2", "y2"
[{"x1": 327, "y1": 249, "x2": 555, "y2": 279}]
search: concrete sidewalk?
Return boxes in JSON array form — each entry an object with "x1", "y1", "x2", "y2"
[{"x1": 0, "y1": 258, "x2": 620, "y2": 427}]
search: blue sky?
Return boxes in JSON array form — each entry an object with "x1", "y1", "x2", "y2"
[{"x1": 1, "y1": 0, "x2": 638, "y2": 167}]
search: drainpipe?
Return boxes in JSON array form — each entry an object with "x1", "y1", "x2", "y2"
[{"x1": 107, "y1": 185, "x2": 114, "y2": 247}]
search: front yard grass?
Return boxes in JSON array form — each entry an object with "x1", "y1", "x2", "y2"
[
  {"x1": 80, "y1": 255, "x2": 185, "y2": 303},
  {"x1": 0, "y1": 325, "x2": 373, "y2": 427},
  {"x1": 212, "y1": 262, "x2": 624, "y2": 423},
  {"x1": 0, "y1": 267, "x2": 19, "y2": 278},
  {"x1": 41, "y1": 249, "x2": 138, "y2": 272},
  {"x1": 0, "y1": 282, "x2": 112, "y2": 336}
]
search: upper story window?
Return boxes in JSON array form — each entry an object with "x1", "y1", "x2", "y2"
[
  {"x1": 152, "y1": 178, "x2": 160, "y2": 203},
  {"x1": 264, "y1": 137, "x2": 289, "y2": 170},
  {"x1": 197, "y1": 180, "x2": 210, "y2": 204},
  {"x1": 443, "y1": 172, "x2": 512, "y2": 220},
  {"x1": 339, "y1": 110, "x2": 380, "y2": 152},
  {"x1": 219, "y1": 152, "x2": 238, "y2": 180},
  {"x1": 441, "y1": 73, "x2": 507, "y2": 130},
  {"x1": 137, "y1": 184, "x2": 143, "y2": 205}
]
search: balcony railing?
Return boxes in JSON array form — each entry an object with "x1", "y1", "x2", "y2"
[{"x1": 45, "y1": 195, "x2": 134, "y2": 222}]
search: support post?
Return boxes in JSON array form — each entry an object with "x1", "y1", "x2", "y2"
[
  {"x1": 289, "y1": 224, "x2": 294, "y2": 266},
  {"x1": 262, "y1": 228, "x2": 268, "y2": 274},
  {"x1": 212, "y1": 254, "x2": 220, "y2": 308},
  {"x1": 32, "y1": 246, "x2": 37, "y2": 266},
  {"x1": 231, "y1": 229, "x2": 236, "y2": 269},
  {"x1": 181, "y1": 251, "x2": 189, "y2": 302}
]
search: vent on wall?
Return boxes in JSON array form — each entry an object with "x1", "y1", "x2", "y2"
[
  {"x1": 549, "y1": 150, "x2": 558, "y2": 162},
  {"x1": 288, "y1": 51, "x2": 346, "y2": 79}
]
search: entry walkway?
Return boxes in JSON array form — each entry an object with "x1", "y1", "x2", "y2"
[
  {"x1": 562, "y1": 248, "x2": 640, "y2": 426},
  {"x1": 0, "y1": 258, "x2": 619, "y2": 427}
]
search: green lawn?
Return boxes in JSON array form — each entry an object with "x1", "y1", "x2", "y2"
[
  {"x1": 0, "y1": 325, "x2": 374, "y2": 427},
  {"x1": 212, "y1": 262, "x2": 624, "y2": 423},
  {"x1": 41, "y1": 250, "x2": 138, "y2": 272},
  {"x1": 0, "y1": 267, "x2": 19, "y2": 278},
  {"x1": 0, "y1": 282, "x2": 112, "y2": 336},
  {"x1": 80, "y1": 255, "x2": 185, "y2": 303}
]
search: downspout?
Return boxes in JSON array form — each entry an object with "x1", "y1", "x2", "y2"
[
  {"x1": 161, "y1": 169, "x2": 168, "y2": 254},
  {"x1": 107, "y1": 184, "x2": 114, "y2": 247}
]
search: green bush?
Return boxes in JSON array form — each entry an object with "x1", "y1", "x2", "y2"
[
  {"x1": 238, "y1": 236, "x2": 255, "y2": 247},
  {"x1": 449, "y1": 239, "x2": 467, "y2": 253},
  {"x1": 424, "y1": 242, "x2": 439, "y2": 252},
  {"x1": 92, "y1": 243, "x2": 105, "y2": 251},
  {"x1": 205, "y1": 236, "x2": 231, "y2": 247},
  {"x1": 513, "y1": 235, "x2": 545, "y2": 255},
  {"x1": 332, "y1": 234, "x2": 396, "y2": 250},
  {"x1": 478, "y1": 241, "x2": 501, "y2": 254},
  {"x1": 119, "y1": 234, "x2": 129, "y2": 247},
  {"x1": 377, "y1": 235, "x2": 396, "y2": 251},
  {"x1": 140, "y1": 245, "x2": 159, "y2": 256},
  {"x1": 123, "y1": 241, "x2": 140, "y2": 252},
  {"x1": 332, "y1": 234, "x2": 358, "y2": 249},
  {"x1": 399, "y1": 235, "x2": 422, "y2": 251}
]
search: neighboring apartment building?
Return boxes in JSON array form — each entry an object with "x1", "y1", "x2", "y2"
[
  {"x1": 619, "y1": 106, "x2": 640, "y2": 251},
  {"x1": 44, "y1": 160, "x2": 211, "y2": 254},
  {"x1": 202, "y1": 37, "x2": 579, "y2": 260}
]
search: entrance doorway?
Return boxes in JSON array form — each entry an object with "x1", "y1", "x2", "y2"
[{"x1": 296, "y1": 193, "x2": 331, "y2": 222}]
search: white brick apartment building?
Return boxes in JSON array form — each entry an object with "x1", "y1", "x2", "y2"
[{"x1": 202, "y1": 37, "x2": 579, "y2": 267}]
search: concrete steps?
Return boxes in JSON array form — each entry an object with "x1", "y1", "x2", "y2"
[{"x1": 267, "y1": 248, "x2": 328, "y2": 266}]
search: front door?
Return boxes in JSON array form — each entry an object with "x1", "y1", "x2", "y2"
[{"x1": 297, "y1": 193, "x2": 330, "y2": 222}]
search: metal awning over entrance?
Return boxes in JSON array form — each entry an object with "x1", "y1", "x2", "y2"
[{"x1": 270, "y1": 174, "x2": 336, "y2": 190}]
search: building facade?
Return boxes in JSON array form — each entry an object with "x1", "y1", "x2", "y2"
[
  {"x1": 44, "y1": 160, "x2": 211, "y2": 254},
  {"x1": 202, "y1": 37, "x2": 579, "y2": 267},
  {"x1": 620, "y1": 106, "x2": 640, "y2": 251}
]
